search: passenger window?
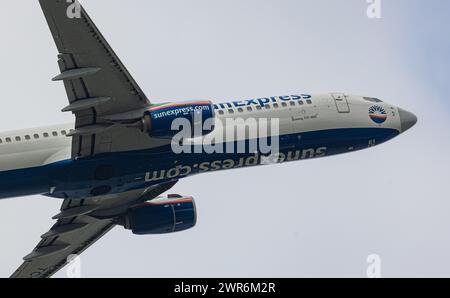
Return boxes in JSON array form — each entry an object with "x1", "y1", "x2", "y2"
[
  {"x1": 290, "y1": 101, "x2": 296, "y2": 106},
  {"x1": 0, "y1": 139, "x2": 2, "y2": 144},
  {"x1": 265, "y1": 105, "x2": 271, "y2": 109},
  {"x1": 43, "y1": 133, "x2": 49, "y2": 138},
  {"x1": 247, "y1": 107, "x2": 253, "y2": 112},
  {"x1": 281, "y1": 102, "x2": 287, "y2": 108},
  {"x1": 228, "y1": 109, "x2": 234, "y2": 114},
  {"x1": 25, "y1": 135, "x2": 31, "y2": 140},
  {"x1": 238, "y1": 108, "x2": 244, "y2": 113},
  {"x1": 15, "y1": 136, "x2": 21, "y2": 142},
  {"x1": 61, "y1": 130, "x2": 67, "y2": 136},
  {"x1": 307, "y1": 100, "x2": 313, "y2": 104},
  {"x1": 218, "y1": 110, "x2": 224, "y2": 115},
  {"x1": 256, "y1": 106, "x2": 262, "y2": 110},
  {"x1": 298, "y1": 101, "x2": 304, "y2": 105},
  {"x1": 52, "y1": 131, "x2": 58, "y2": 137},
  {"x1": 273, "y1": 103, "x2": 279, "y2": 108},
  {"x1": 34, "y1": 134, "x2": 40, "y2": 139},
  {"x1": 6, "y1": 138, "x2": 11, "y2": 143}
]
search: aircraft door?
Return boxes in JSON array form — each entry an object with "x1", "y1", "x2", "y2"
[{"x1": 331, "y1": 93, "x2": 350, "y2": 113}]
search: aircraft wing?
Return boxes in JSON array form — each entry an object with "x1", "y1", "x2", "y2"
[
  {"x1": 39, "y1": 0, "x2": 156, "y2": 158},
  {"x1": 11, "y1": 182, "x2": 176, "y2": 278},
  {"x1": 12, "y1": 213, "x2": 114, "y2": 279}
]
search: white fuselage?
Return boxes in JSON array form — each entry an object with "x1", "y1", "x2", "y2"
[
  {"x1": 0, "y1": 93, "x2": 412, "y2": 200},
  {"x1": 0, "y1": 124, "x2": 72, "y2": 172}
]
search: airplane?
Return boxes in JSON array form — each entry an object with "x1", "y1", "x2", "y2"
[{"x1": 1, "y1": 0, "x2": 417, "y2": 278}]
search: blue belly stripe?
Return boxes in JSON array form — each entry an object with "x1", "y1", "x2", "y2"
[{"x1": 0, "y1": 128, "x2": 399, "y2": 199}]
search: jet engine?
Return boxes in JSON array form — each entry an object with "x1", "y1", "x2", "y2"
[
  {"x1": 122, "y1": 195, "x2": 197, "y2": 235},
  {"x1": 140, "y1": 101, "x2": 215, "y2": 139}
]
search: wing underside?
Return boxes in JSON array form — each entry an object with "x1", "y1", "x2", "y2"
[
  {"x1": 39, "y1": 0, "x2": 154, "y2": 159},
  {"x1": 11, "y1": 182, "x2": 177, "y2": 278}
]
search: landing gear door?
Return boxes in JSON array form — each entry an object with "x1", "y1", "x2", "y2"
[{"x1": 331, "y1": 93, "x2": 350, "y2": 113}]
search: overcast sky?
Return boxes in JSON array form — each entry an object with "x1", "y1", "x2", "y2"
[{"x1": 0, "y1": 0, "x2": 449, "y2": 278}]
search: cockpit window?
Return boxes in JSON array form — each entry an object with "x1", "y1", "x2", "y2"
[{"x1": 364, "y1": 97, "x2": 383, "y2": 103}]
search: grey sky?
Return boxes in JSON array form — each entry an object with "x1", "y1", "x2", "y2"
[{"x1": 0, "y1": 0, "x2": 448, "y2": 277}]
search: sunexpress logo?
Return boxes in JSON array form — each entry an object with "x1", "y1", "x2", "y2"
[
  {"x1": 368, "y1": 105, "x2": 387, "y2": 124},
  {"x1": 152, "y1": 105, "x2": 211, "y2": 120},
  {"x1": 214, "y1": 95, "x2": 312, "y2": 109}
]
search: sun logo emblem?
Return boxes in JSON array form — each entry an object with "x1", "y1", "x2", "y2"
[{"x1": 368, "y1": 105, "x2": 387, "y2": 124}]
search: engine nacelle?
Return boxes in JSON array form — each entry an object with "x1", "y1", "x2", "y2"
[
  {"x1": 123, "y1": 195, "x2": 197, "y2": 235},
  {"x1": 141, "y1": 101, "x2": 215, "y2": 139}
]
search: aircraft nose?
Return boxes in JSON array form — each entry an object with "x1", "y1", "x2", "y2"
[{"x1": 398, "y1": 108, "x2": 417, "y2": 133}]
